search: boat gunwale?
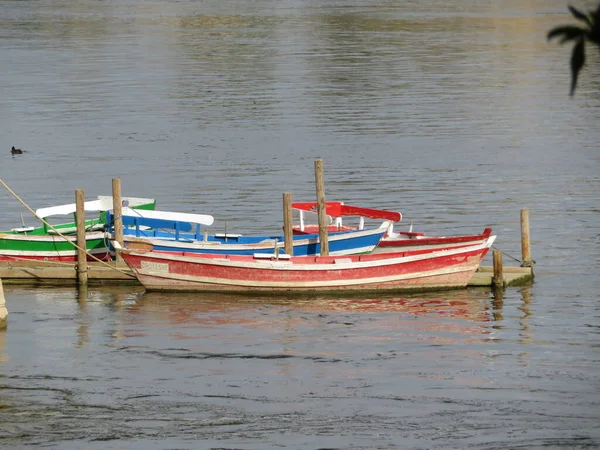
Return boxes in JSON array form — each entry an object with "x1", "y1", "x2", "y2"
[{"x1": 121, "y1": 236, "x2": 496, "y2": 272}]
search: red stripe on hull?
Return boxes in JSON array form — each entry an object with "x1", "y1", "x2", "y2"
[
  {"x1": 377, "y1": 228, "x2": 492, "y2": 248},
  {"x1": 294, "y1": 227, "x2": 493, "y2": 255}
]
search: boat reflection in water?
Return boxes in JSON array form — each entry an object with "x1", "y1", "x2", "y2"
[
  {"x1": 21, "y1": 285, "x2": 501, "y2": 345},
  {"x1": 133, "y1": 288, "x2": 494, "y2": 317},
  {"x1": 119, "y1": 288, "x2": 499, "y2": 343}
]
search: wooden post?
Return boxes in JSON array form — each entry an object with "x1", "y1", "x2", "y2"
[
  {"x1": 520, "y1": 208, "x2": 532, "y2": 269},
  {"x1": 492, "y1": 249, "x2": 504, "y2": 288},
  {"x1": 0, "y1": 278, "x2": 7, "y2": 330},
  {"x1": 75, "y1": 189, "x2": 88, "y2": 285},
  {"x1": 283, "y1": 192, "x2": 294, "y2": 256},
  {"x1": 112, "y1": 178, "x2": 124, "y2": 262},
  {"x1": 314, "y1": 159, "x2": 329, "y2": 256},
  {"x1": 77, "y1": 284, "x2": 88, "y2": 304}
]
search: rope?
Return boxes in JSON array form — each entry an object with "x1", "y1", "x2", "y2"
[
  {"x1": 0, "y1": 178, "x2": 135, "y2": 278},
  {"x1": 491, "y1": 245, "x2": 536, "y2": 266},
  {"x1": 0, "y1": 255, "x2": 86, "y2": 266}
]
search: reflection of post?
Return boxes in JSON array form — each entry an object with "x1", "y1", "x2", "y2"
[
  {"x1": 76, "y1": 285, "x2": 89, "y2": 348},
  {"x1": 277, "y1": 311, "x2": 298, "y2": 378},
  {"x1": 314, "y1": 159, "x2": 329, "y2": 256},
  {"x1": 283, "y1": 193, "x2": 294, "y2": 256},
  {"x1": 76, "y1": 189, "x2": 88, "y2": 285},
  {"x1": 109, "y1": 293, "x2": 127, "y2": 342},
  {"x1": 0, "y1": 324, "x2": 5, "y2": 363},
  {"x1": 0, "y1": 278, "x2": 7, "y2": 330},
  {"x1": 518, "y1": 284, "x2": 532, "y2": 345},
  {"x1": 112, "y1": 178, "x2": 124, "y2": 262},
  {"x1": 492, "y1": 286, "x2": 504, "y2": 323}
]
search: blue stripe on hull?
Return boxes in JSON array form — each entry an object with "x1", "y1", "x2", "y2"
[
  {"x1": 123, "y1": 229, "x2": 356, "y2": 244},
  {"x1": 147, "y1": 231, "x2": 384, "y2": 256}
]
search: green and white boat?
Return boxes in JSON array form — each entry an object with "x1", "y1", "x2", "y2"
[{"x1": 0, "y1": 196, "x2": 156, "y2": 262}]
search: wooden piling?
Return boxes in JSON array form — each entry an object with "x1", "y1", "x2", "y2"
[
  {"x1": 75, "y1": 189, "x2": 88, "y2": 285},
  {"x1": 520, "y1": 208, "x2": 533, "y2": 270},
  {"x1": 492, "y1": 249, "x2": 504, "y2": 287},
  {"x1": 112, "y1": 178, "x2": 124, "y2": 262},
  {"x1": 0, "y1": 278, "x2": 7, "y2": 329},
  {"x1": 283, "y1": 192, "x2": 294, "y2": 256},
  {"x1": 314, "y1": 159, "x2": 329, "y2": 256}
]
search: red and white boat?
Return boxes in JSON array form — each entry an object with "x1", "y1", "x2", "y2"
[
  {"x1": 292, "y1": 202, "x2": 493, "y2": 254},
  {"x1": 114, "y1": 235, "x2": 495, "y2": 294}
]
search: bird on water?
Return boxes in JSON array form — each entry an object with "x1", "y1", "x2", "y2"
[{"x1": 11, "y1": 146, "x2": 24, "y2": 155}]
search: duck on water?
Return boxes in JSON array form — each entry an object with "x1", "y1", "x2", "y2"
[{"x1": 11, "y1": 146, "x2": 24, "y2": 155}]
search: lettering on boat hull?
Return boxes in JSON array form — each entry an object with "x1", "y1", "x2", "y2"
[{"x1": 141, "y1": 260, "x2": 169, "y2": 273}]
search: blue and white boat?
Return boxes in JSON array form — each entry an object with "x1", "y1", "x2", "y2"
[{"x1": 108, "y1": 207, "x2": 389, "y2": 257}]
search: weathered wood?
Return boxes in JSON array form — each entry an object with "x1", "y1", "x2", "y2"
[
  {"x1": 112, "y1": 178, "x2": 123, "y2": 262},
  {"x1": 469, "y1": 267, "x2": 532, "y2": 287},
  {"x1": 283, "y1": 192, "x2": 293, "y2": 256},
  {"x1": 0, "y1": 278, "x2": 7, "y2": 329},
  {"x1": 0, "y1": 261, "x2": 137, "y2": 285},
  {"x1": 314, "y1": 159, "x2": 329, "y2": 256},
  {"x1": 492, "y1": 249, "x2": 504, "y2": 287},
  {"x1": 520, "y1": 208, "x2": 533, "y2": 269},
  {"x1": 75, "y1": 189, "x2": 88, "y2": 285}
]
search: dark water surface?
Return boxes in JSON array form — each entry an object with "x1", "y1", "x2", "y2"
[{"x1": 1, "y1": 0, "x2": 599, "y2": 448}]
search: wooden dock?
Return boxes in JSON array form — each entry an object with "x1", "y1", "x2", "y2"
[
  {"x1": 0, "y1": 260, "x2": 138, "y2": 286},
  {"x1": 470, "y1": 265, "x2": 533, "y2": 287}
]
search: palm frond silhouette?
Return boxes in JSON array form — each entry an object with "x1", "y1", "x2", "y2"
[{"x1": 547, "y1": 4, "x2": 600, "y2": 96}]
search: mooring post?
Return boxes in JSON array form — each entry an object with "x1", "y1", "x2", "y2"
[
  {"x1": 0, "y1": 278, "x2": 7, "y2": 330},
  {"x1": 492, "y1": 249, "x2": 504, "y2": 288},
  {"x1": 75, "y1": 189, "x2": 88, "y2": 285},
  {"x1": 77, "y1": 284, "x2": 88, "y2": 305},
  {"x1": 520, "y1": 208, "x2": 533, "y2": 272},
  {"x1": 314, "y1": 159, "x2": 329, "y2": 256},
  {"x1": 112, "y1": 178, "x2": 124, "y2": 262},
  {"x1": 283, "y1": 192, "x2": 294, "y2": 256}
]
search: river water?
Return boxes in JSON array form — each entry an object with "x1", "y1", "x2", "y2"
[{"x1": 1, "y1": 0, "x2": 599, "y2": 448}]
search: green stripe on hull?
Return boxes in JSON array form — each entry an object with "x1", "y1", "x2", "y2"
[
  {"x1": 0, "y1": 198, "x2": 154, "y2": 260},
  {"x1": 0, "y1": 235, "x2": 108, "y2": 253}
]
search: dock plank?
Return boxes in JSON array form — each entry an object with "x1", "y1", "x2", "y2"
[
  {"x1": 470, "y1": 266, "x2": 533, "y2": 287},
  {"x1": 0, "y1": 261, "x2": 137, "y2": 285}
]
